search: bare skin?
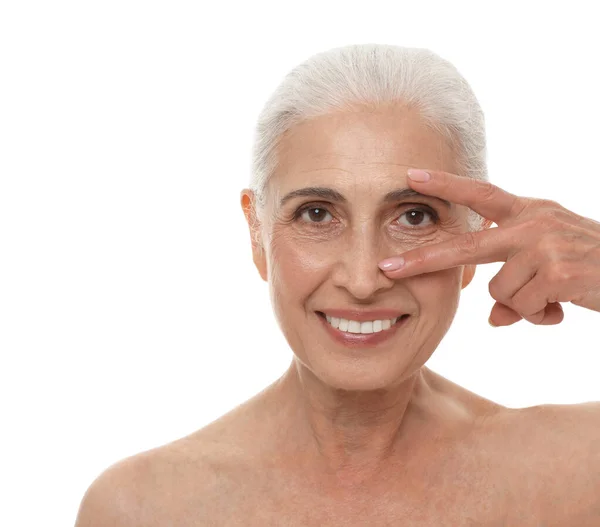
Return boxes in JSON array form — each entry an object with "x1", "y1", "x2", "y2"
[
  {"x1": 75, "y1": 364, "x2": 599, "y2": 526},
  {"x1": 75, "y1": 103, "x2": 600, "y2": 526}
]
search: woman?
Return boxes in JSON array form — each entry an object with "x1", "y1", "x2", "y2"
[{"x1": 76, "y1": 44, "x2": 600, "y2": 526}]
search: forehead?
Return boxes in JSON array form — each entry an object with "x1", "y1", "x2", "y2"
[{"x1": 273, "y1": 104, "x2": 459, "y2": 195}]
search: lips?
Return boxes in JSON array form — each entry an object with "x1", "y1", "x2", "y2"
[{"x1": 316, "y1": 310, "x2": 410, "y2": 348}]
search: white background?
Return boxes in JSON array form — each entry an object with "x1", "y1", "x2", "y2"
[{"x1": 1, "y1": 1, "x2": 599, "y2": 525}]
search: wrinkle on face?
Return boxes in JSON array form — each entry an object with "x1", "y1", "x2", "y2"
[
  {"x1": 269, "y1": 171, "x2": 466, "y2": 259},
  {"x1": 250, "y1": 103, "x2": 475, "y2": 477},
  {"x1": 264, "y1": 102, "x2": 470, "y2": 360}
]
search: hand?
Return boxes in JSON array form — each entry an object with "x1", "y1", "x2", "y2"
[{"x1": 378, "y1": 169, "x2": 600, "y2": 327}]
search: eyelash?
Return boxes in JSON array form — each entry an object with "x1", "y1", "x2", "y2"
[{"x1": 293, "y1": 203, "x2": 440, "y2": 229}]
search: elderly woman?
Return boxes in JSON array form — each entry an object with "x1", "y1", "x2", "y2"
[{"x1": 76, "y1": 44, "x2": 600, "y2": 526}]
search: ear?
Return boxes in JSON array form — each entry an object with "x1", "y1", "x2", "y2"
[
  {"x1": 461, "y1": 217, "x2": 494, "y2": 289},
  {"x1": 240, "y1": 189, "x2": 268, "y2": 282},
  {"x1": 461, "y1": 264, "x2": 476, "y2": 289}
]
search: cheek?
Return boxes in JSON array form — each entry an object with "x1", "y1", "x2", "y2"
[
  {"x1": 270, "y1": 228, "x2": 332, "y2": 279},
  {"x1": 268, "y1": 230, "x2": 331, "y2": 304},
  {"x1": 268, "y1": 232, "x2": 333, "y2": 335}
]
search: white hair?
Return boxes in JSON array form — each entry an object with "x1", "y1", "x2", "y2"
[{"x1": 249, "y1": 43, "x2": 488, "y2": 232}]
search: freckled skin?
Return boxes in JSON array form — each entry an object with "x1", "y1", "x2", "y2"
[{"x1": 75, "y1": 104, "x2": 600, "y2": 527}]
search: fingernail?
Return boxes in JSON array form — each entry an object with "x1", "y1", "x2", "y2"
[
  {"x1": 378, "y1": 257, "x2": 404, "y2": 271},
  {"x1": 488, "y1": 317, "x2": 498, "y2": 327},
  {"x1": 407, "y1": 169, "x2": 431, "y2": 182}
]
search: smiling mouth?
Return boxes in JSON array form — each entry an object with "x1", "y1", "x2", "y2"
[{"x1": 316, "y1": 311, "x2": 410, "y2": 333}]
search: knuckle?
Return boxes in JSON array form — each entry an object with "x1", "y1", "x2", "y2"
[
  {"x1": 412, "y1": 251, "x2": 428, "y2": 267},
  {"x1": 534, "y1": 200, "x2": 570, "y2": 223},
  {"x1": 510, "y1": 295, "x2": 533, "y2": 317},
  {"x1": 535, "y1": 212, "x2": 561, "y2": 230},
  {"x1": 522, "y1": 198, "x2": 563, "y2": 216},
  {"x1": 488, "y1": 278, "x2": 505, "y2": 302},
  {"x1": 475, "y1": 181, "x2": 498, "y2": 203},
  {"x1": 544, "y1": 207, "x2": 568, "y2": 223},
  {"x1": 453, "y1": 232, "x2": 479, "y2": 257},
  {"x1": 541, "y1": 198, "x2": 564, "y2": 210},
  {"x1": 508, "y1": 196, "x2": 529, "y2": 218},
  {"x1": 524, "y1": 310, "x2": 545, "y2": 324}
]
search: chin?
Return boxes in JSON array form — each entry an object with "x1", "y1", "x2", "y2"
[{"x1": 298, "y1": 350, "x2": 422, "y2": 393}]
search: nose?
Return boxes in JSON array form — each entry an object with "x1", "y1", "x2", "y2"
[{"x1": 331, "y1": 228, "x2": 397, "y2": 300}]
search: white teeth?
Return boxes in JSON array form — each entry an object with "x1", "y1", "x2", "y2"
[
  {"x1": 324, "y1": 314, "x2": 401, "y2": 333},
  {"x1": 360, "y1": 321, "x2": 374, "y2": 334},
  {"x1": 348, "y1": 320, "x2": 361, "y2": 333}
]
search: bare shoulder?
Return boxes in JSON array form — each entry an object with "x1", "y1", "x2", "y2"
[
  {"x1": 486, "y1": 401, "x2": 600, "y2": 522},
  {"x1": 74, "y1": 435, "x2": 224, "y2": 527},
  {"x1": 495, "y1": 401, "x2": 600, "y2": 459},
  {"x1": 75, "y1": 386, "x2": 276, "y2": 527}
]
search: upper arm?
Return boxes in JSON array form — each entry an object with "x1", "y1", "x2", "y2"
[
  {"x1": 559, "y1": 402, "x2": 600, "y2": 522},
  {"x1": 74, "y1": 457, "x2": 149, "y2": 527},
  {"x1": 74, "y1": 439, "x2": 219, "y2": 526},
  {"x1": 530, "y1": 402, "x2": 600, "y2": 522},
  {"x1": 542, "y1": 401, "x2": 600, "y2": 466}
]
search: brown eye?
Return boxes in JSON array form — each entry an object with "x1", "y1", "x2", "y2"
[
  {"x1": 298, "y1": 206, "x2": 333, "y2": 224},
  {"x1": 397, "y1": 208, "x2": 438, "y2": 227}
]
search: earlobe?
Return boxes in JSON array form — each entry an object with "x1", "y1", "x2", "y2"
[
  {"x1": 253, "y1": 251, "x2": 268, "y2": 282},
  {"x1": 461, "y1": 264, "x2": 476, "y2": 289}
]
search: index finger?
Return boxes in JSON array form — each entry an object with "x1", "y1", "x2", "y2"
[
  {"x1": 378, "y1": 226, "x2": 515, "y2": 278},
  {"x1": 406, "y1": 168, "x2": 524, "y2": 225}
]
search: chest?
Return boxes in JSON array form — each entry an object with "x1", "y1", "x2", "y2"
[{"x1": 201, "y1": 463, "x2": 543, "y2": 527}]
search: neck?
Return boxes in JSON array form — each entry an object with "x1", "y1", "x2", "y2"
[{"x1": 272, "y1": 359, "x2": 440, "y2": 486}]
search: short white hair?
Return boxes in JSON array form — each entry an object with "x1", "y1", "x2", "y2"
[{"x1": 249, "y1": 43, "x2": 488, "y2": 232}]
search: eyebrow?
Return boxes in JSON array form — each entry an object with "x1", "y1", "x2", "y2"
[{"x1": 279, "y1": 186, "x2": 452, "y2": 209}]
